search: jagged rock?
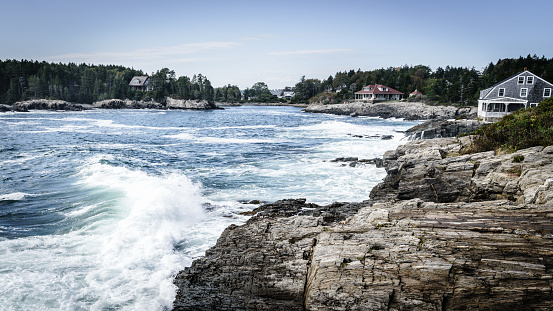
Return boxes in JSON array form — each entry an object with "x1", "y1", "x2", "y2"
[
  {"x1": 173, "y1": 137, "x2": 553, "y2": 311},
  {"x1": 12, "y1": 99, "x2": 87, "y2": 111},
  {"x1": 165, "y1": 98, "x2": 221, "y2": 109},
  {"x1": 405, "y1": 119, "x2": 484, "y2": 140},
  {"x1": 303, "y1": 102, "x2": 477, "y2": 120},
  {"x1": 371, "y1": 138, "x2": 553, "y2": 204},
  {"x1": 331, "y1": 157, "x2": 384, "y2": 168}
]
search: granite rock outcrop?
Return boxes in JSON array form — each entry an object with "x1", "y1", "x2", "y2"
[
  {"x1": 174, "y1": 137, "x2": 553, "y2": 311},
  {"x1": 303, "y1": 102, "x2": 476, "y2": 120},
  {"x1": 93, "y1": 98, "x2": 220, "y2": 109},
  {"x1": 3, "y1": 98, "x2": 221, "y2": 112},
  {"x1": 11, "y1": 99, "x2": 88, "y2": 111},
  {"x1": 405, "y1": 119, "x2": 484, "y2": 140}
]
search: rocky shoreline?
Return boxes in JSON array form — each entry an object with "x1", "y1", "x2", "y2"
[
  {"x1": 0, "y1": 98, "x2": 221, "y2": 112},
  {"x1": 173, "y1": 135, "x2": 553, "y2": 310},
  {"x1": 303, "y1": 101, "x2": 476, "y2": 120}
]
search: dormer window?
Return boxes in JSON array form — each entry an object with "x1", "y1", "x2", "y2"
[
  {"x1": 518, "y1": 76, "x2": 525, "y2": 84},
  {"x1": 527, "y1": 76, "x2": 534, "y2": 84},
  {"x1": 498, "y1": 88, "x2": 505, "y2": 97}
]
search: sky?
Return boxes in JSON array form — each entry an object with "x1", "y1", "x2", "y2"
[{"x1": 1, "y1": 0, "x2": 552, "y2": 89}]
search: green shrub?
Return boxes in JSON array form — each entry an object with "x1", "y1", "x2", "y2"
[
  {"x1": 513, "y1": 155, "x2": 525, "y2": 163},
  {"x1": 463, "y1": 98, "x2": 553, "y2": 154}
]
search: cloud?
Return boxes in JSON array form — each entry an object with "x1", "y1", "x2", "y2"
[
  {"x1": 45, "y1": 41, "x2": 241, "y2": 64},
  {"x1": 269, "y1": 48, "x2": 353, "y2": 56}
]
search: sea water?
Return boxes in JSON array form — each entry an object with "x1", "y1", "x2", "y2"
[{"x1": 0, "y1": 106, "x2": 419, "y2": 310}]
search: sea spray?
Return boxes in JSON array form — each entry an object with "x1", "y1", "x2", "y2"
[{"x1": 1, "y1": 157, "x2": 207, "y2": 311}]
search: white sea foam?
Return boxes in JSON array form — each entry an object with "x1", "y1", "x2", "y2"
[
  {"x1": 166, "y1": 132, "x2": 277, "y2": 144},
  {"x1": 202, "y1": 124, "x2": 277, "y2": 130},
  {"x1": 0, "y1": 192, "x2": 30, "y2": 201},
  {"x1": 0, "y1": 157, "x2": 210, "y2": 310}
]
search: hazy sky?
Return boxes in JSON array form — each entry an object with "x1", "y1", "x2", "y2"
[{"x1": 1, "y1": 0, "x2": 552, "y2": 89}]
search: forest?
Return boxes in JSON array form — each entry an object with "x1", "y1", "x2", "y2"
[
  {"x1": 291, "y1": 55, "x2": 553, "y2": 105},
  {"x1": 1, "y1": 55, "x2": 552, "y2": 106},
  {"x1": 0, "y1": 61, "x2": 216, "y2": 105}
]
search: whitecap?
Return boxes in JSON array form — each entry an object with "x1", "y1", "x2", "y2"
[{"x1": 0, "y1": 192, "x2": 30, "y2": 201}]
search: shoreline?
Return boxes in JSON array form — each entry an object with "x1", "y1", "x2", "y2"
[
  {"x1": 303, "y1": 101, "x2": 477, "y2": 120},
  {"x1": 172, "y1": 135, "x2": 553, "y2": 310},
  {"x1": 1, "y1": 98, "x2": 221, "y2": 112},
  {"x1": 1, "y1": 99, "x2": 310, "y2": 112}
]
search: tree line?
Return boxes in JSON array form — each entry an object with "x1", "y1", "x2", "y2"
[
  {"x1": 291, "y1": 55, "x2": 553, "y2": 105},
  {"x1": 2, "y1": 55, "x2": 553, "y2": 106},
  {"x1": 0, "y1": 60, "x2": 216, "y2": 105}
]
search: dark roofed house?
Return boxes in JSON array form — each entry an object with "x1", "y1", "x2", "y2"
[
  {"x1": 478, "y1": 70, "x2": 553, "y2": 122},
  {"x1": 354, "y1": 84, "x2": 403, "y2": 102},
  {"x1": 129, "y1": 76, "x2": 152, "y2": 91}
]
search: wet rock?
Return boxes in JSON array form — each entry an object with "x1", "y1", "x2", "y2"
[
  {"x1": 173, "y1": 137, "x2": 553, "y2": 311},
  {"x1": 405, "y1": 118, "x2": 484, "y2": 140}
]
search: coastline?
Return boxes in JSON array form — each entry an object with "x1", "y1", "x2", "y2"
[
  {"x1": 216, "y1": 102, "x2": 308, "y2": 108},
  {"x1": 302, "y1": 101, "x2": 477, "y2": 120},
  {"x1": 0, "y1": 98, "x2": 221, "y2": 112},
  {"x1": 173, "y1": 134, "x2": 553, "y2": 310},
  {"x1": 0, "y1": 99, "x2": 310, "y2": 112}
]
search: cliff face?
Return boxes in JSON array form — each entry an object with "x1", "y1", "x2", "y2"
[
  {"x1": 173, "y1": 137, "x2": 553, "y2": 311},
  {"x1": 302, "y1": 102, "x2": 476, "y2": 120}
]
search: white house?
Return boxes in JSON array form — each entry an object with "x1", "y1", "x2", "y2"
[
  {"x1": 354, "y1": 84, "x2": 403, "y2": 102},
  {"x1": 478, "y1": 70, "x2": 553, "y2": 122}
]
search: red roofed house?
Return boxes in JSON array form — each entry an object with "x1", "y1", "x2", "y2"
[
  {"x1": 354, "y1": 84, "x2": 403, "y2": 102},
  {"x1": 409, "y1": 89, "x2": 424, "y2": 97}
]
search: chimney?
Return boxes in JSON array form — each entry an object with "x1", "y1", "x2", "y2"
[{"x1": 524, "y1": 67, "x2": 528, "y2": 71}]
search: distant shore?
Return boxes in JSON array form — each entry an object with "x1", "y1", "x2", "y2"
[
  {"x1": 0, "y1": 98, "x2": 221, "y2": 112},
  {"x1": 303, "y1": 101, "x2": 477, "y2": 120},
  {"x1": 216, "y1": 102, "x2": 308, "y2": 108}
]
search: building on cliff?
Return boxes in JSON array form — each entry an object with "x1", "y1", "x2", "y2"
[
  {"x1": 478, "y1": 70, "x2": 553, "y2": 122},
  {"x1": 354, "y1": 84, "x2": 403, "y2": 103},
  {"x1": 129, "y1": 76, "x2": 153, "y2": 91}
]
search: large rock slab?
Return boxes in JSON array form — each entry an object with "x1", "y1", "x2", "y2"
[{"x1": 174, "y1": 198, "x2": 553, "y2": 310}]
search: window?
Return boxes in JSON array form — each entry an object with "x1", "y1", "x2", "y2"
[
  {"x1": 544, "y1": 88, "x2": 552, "y2": 97},
  {"x1": 498, "y1": 88, "x2": 505, "y2": 96},
  {"x1": 527, "y1": 76, "x2": 534, "y2": 84},
  {"x1": 518, "y1": 76, "x2": 525, "y2": 84},
  {"x1": 520, "y1": 88, "x2": 528, "y2": 97}
]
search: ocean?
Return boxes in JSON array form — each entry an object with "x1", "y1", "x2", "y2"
[{"x1": 0, "y1": 106, "x2": 419, "y2": 310}]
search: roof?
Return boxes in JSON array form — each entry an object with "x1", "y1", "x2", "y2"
[
  {"x1": 129, "y1": 76, "x2": 150, "y2": 86},
  {"x1": 410, "y1": 89, "x2": 423, "y2": 95},
  {"x1": 479, "y1": 70, "x2": 553, "y2": 102},
  {"x1": 355, "y1": 84, "x2": 403, "y2": 95}
]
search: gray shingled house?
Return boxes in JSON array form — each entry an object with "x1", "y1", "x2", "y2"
[
  {"x1": 478, "y1": 70, "x2": 553, "y2": 122},
  {"x1": 129, "y1": 76, "x2": 153, "y2": 91}
]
